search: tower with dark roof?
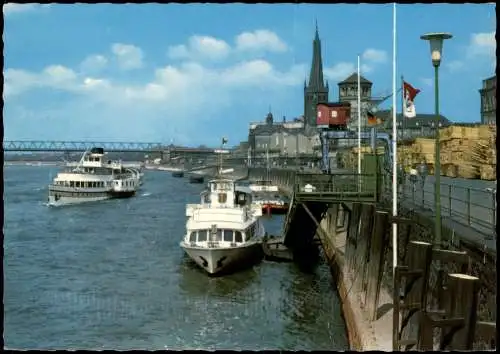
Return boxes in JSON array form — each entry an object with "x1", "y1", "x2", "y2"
[
  {"x1": 337, "y1": 72, "x2": 373, "y2": 130},
  {"x1": 304, "y1": 22, "x2": 329, "y2": 129}
]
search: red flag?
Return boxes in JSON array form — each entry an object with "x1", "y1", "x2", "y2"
[
  {"x1": 403, "y1": 81, "x2": 420, "y2": 101},
  {"x1": 403, "y1": 81, "x2": 421, "y2": 118}
]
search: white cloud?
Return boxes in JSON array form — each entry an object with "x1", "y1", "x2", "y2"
[
  {"x1": 4, "y1": 52, "x2": 305, "y2": 142},
  {"x1": 111, "y1": 43, "x2": 144, "y2": 70},
  {"x1": 3, "y1": 3, "x2": 50, "y2": 15},
  {"x1": 4, "y1": 65, "x2": 78, "y2": 96},
  {"x1": 322, "y1": 48, "x2": 386, "y2": 82},
  {"x1": 324, "y1": 62, "x2": 372, "y2": 82},
  {"x1": 467, "y1": 31, "x2": 495, "y2": 58},
  {"x1": 420, "y1": 77, "x2": 433, "y2": 87},
  {"x1": 168, "y1": 35, "x2": 231, "y2": 61},
  {"x1": 445, "y1": 60, "x2": 464, "y2": 72},
  {"x1": 362, "y1": 48, "x2": 388, "y2": 64},
  {"x1": 446, "y1": 31, "x2": 495, "y2": 73},
  {"x1": 4, "y1": 35, "x2": 384, "y2": 143},
  {"x1": 80, "y1": 54, "x2": 108, "y2": 73},
  {"x1": 235, "y1": 30, "x2": 288, "y2": 52},
  {"x1": 167, "y1": 30, "x2": 288, "y2": 61}
]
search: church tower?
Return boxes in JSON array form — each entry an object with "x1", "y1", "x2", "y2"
[{"x1": 304, "y1": 22, "x2": 329, "y2": 129}]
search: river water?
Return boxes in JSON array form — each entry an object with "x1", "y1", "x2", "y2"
[{"x1": 3, "y1": 165, "x2": 348, "y2": 350}]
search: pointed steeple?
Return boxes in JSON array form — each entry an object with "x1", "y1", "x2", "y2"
[{"x1": 308, "y1": 21, "x2": 326, "y2": 91}]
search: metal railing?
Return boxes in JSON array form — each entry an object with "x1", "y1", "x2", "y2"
[
  {"x1": 387, "y1": 179, "x2": 497, "y2": 238},
  {"x1": 293, "y1": 173, "x2": 379, "y2": 202}
]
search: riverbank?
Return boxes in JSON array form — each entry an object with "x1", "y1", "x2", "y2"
[
  {"x1": 318, "y1": 215, "x2": 393, "y2": 351},
  {"x1": 4, "y1": 161, "x2": 61, "y2": 166}
]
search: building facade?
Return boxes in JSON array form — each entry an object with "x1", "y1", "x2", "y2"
[
  {"x1": 248, "y1": 24, "x2": 328, "y2": 158},
  {"x1": 248, "y1": 112, "x2": 319, "y2": 158},
  {"x1": 377, "y1": 110, "x2": 451, "y2": 140},
  {"x1": 479, "y1": 75, "x2": 496, "y2": 125},
  {"x1": 338, "y1": 73, "x2": 374, "y2": 131}
]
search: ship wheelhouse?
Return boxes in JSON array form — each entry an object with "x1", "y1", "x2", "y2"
[{"x1": 187, "y1": 223, "x2": 257, "y2": 247}]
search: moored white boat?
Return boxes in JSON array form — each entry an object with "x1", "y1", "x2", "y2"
[
  {"x1": 180, "y1": 178, "x2": 265, "y2": 275},
  {"x1": 47, "y1": 147, "x2": 141, "y2": 206}
]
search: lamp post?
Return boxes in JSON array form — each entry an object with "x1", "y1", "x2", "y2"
[{"x1": 420, "y1": 32, "x2": 452, "y2": 249}]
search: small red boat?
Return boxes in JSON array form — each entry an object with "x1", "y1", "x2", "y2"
[{"x1": 253, "y1": 193, "x2": 289, "y2": 215}]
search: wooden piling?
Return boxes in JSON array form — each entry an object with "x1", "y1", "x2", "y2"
[
  {"x1": 326, "y1": 204, "x2": 339, "y2": 244},
  {"x1": 329, "y1": 204, "x2": 339, "y2": 238},
  {"x1": 441, "y1": 273, "x2": 480, "y2": 350},
  {"x1": 355, "y1": 204, "x2": 375, "y2": 297},
  {"x1": 366, "y1": 210, "x2": 390, "y2": 321},
  {"x1": 345, "y1": 202, "x2": 362, "y2": 272},
  {"x1": 398, "y1": 241, "x2": 433, "y2": 350},
  {"x1": 336, "y1": 206, "x2": 345, "y2": 230}
]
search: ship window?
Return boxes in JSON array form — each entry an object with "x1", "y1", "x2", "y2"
[
  {"x1": 235, "y1": 231, "x2": 243, "y2": 243},
  {"x1": 218, "y1": 193, "x2": 227, "y2": 203},
  {"x1": 216, "y1": 229, "x2": 223, "y2": 241},
  {"x1": 223, "y1": 230, "x2": 233, "y2": 242},
  {"x1": 76, "y1": 181, "x2": 80, "y2": 188},
  {"x1": 189, "y1": 232, "x2": 197, "y2": 242},
  {"x1": 198, "y1": 230, "x2": 208, "y2": 242},
  {"x1": 245, "y1": 227, "x2": 253, "y2": 241}
]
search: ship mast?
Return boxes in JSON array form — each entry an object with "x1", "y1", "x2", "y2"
[{"x1": 74, "y1": 148, "x2": 90, "y2": 172}]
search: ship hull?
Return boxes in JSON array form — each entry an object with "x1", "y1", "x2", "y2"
[
  {"x1": 180, "y1": 241, "x2": 264, "y2": 276},
  {"x1": 48, "y1": 189, "x2": 135, "y2": 206},
  {"x1": 261, "y1": 204, "x2": 289, "y2": 215}
]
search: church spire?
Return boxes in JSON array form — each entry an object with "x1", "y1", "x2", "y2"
[{"x1": 308, "y1": 21, "x2": 326, "y2": 91}]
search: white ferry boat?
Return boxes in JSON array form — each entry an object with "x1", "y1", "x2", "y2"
[
  {"x1": 47, "y1": 147, "x2": 141, "y2": 206},
  {"x1": 181, "y1": 178, "x2": 266, "y2": 275}
]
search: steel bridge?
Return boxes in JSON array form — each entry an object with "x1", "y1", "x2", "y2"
[{"x1": 2, "y1": 140, "x2": 224, "y2": 154}]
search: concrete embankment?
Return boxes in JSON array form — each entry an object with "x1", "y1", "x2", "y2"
[{"x1": 316, "y1": 206, "x2": 393, "y2": 351}]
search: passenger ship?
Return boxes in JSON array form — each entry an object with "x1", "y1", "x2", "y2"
[
  {"x1": 180, "y1": 178, "x2": 266, "y2": 275},
  {"x1": 48, "y1": 147, "x2": 141, "y2": 206}
]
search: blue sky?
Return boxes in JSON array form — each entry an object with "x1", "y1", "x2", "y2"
[{"x1": 3, "y1": 3, "x2": 496, "y2": 146}]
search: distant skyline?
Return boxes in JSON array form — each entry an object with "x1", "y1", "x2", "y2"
[{"x1": 3, "y1": 3, "x2": 496, "y2": 146}]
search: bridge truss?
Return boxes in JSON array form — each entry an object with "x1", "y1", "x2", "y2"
[{"x1": 3, "y1": 140, "x2": 166, "y2": 153}]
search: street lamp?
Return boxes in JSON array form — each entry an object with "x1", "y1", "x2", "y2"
[{"x1": 420, "y1": 32, "x2": 452, "y2": 249}]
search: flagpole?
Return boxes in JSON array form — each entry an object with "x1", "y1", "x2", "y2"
[
  {"x1": 392, "y1": 3, "x2": 398, "y2": 277},
  {"x1": 401, "y1": 75, "x2": 405, "y2": 141},
  {"x1": 357, "y1": 55, "x2": 361, "y2": 175}
]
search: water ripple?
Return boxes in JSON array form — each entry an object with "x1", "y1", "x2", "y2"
[{"x1": 4, "y1": 165, "x2": 348, "y2": 350}]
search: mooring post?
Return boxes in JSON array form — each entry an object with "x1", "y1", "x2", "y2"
[
  {"x1": 351, "y1": 204, "x2": 367, "y2": 273},
  {"x1": 336, "y1": 205, "x2": 345, "y2": 231},
  {"x1": 345, "y1": 203, "x2": 362, "y2": 273},
  {"x1": 440, "y1": 273, "x2": 480, "y2": 350},
  {"x1": 366, "y1": 210, "x2": 390, "y2": 321},
  {"x1": 399, "y1": 241, "x2": 433, "y2": 350},
  {"x1": 327, "y1": 204, "x2": 339, "y2": 241},
  {"x1": 354, "y1": 204, "x2": 375, "y2": 297}
]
